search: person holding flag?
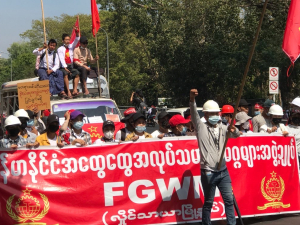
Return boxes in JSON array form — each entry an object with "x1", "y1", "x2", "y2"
[{"x1": 57, "y1": 25, "x2": 80, "y2": 98}]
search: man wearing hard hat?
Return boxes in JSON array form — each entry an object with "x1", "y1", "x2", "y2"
[
  {"x1": 190, "y1": 89, "x2": 240, "y2": 225},
  {"x1": 0, "y1": 116, "x2": 39, "y2": 149}
]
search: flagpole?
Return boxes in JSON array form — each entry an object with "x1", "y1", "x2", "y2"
[
  {"x1": 77, "y1": 15, "x2": 80, "y2": 34},
  {"x1": 95, "y1": 28, "x2": 102, "y2": 97},
  {"x1": 217, "y1": 0, "x2": 269, "y2": 170},
  {"x1": 40, "y1": 0, "x2": 49, "y2": 70}
]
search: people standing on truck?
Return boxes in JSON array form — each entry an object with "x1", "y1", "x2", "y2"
[
  {"x1": 35, "y1": 114, "x2": 64, "y2": 147},
  {"x1": 189, "y1": 89, "x2": 240, "y2": 225},
  {"x1": 115, "y1": 108, "x2": 136, "y2": 141},
  {"x1": 73, "y1": 36, "x2": 99, "y2": 97},
  {"x1": 125, "y1": 113, "x2": 152, "y2": 141},
  {"x1": 57, "y1": 26, "x2": 80, "y2": 99},
  {"x1": 252, "y1": 99, "x2": 275, "y2": 133},
  {"x1": 0, "y1": 115, "x2": 38, "y2": 149},
  {"x1": 151, "y1": 111, "x2": 171, "y2": 138},
  {"x1": 33, "y1": 39, "x2": 67, "y2": 98},
  {"x1": 163, "y1": 114, "x2": 190, "y2": 137},
  {"x1": 62, "y1": 110, "x2": 92, "y2": 146},
  {"x1": 14, "y1": 109, "x2": 37, "y2": 144},
  {"x1": 94, "y1": 120, "x2": 116, "y2": 144},
  {"x1": 130, "y1": 90, "x2": 147, "y2": 116}
]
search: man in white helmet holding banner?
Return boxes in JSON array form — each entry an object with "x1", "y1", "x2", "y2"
[{"x1": 189, "y1": 89, "x2": 240, "y2": 225}]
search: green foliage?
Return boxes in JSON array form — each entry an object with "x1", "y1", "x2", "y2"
[{"x1": 3, "y1": 0, "x2": 299, "y2": 108}]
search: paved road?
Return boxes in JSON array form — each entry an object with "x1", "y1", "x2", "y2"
[
  {"x1": 185, "y1": 214, "x2": 300, "y2": 225},
  {"x1": 212, "y1": 214, "x2": 300, "y2": 225}
]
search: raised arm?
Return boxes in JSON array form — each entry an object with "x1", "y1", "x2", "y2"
[
  {"x1": 33, "y1": 43, "x2": 47, "y2": 56},
  {"x1": 70, "y1": 26, "x2": 80, "y2": 50},
  {"x1": 189, "y1": 89, "x2": 202, "y2": 133}
]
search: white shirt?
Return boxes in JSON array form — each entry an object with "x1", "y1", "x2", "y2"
[
  {"x1": 287, "y1": 125, "x2": 300, "y2": 154},
  {"x1": 32, "y1": 49, "x2": 60, "y2": 72},
  {"x1": 151, "y1": 130, "x2": 163, "y2": 138},
  {"x1": 115, "y1": 128, "x2": 131, "y2": 141},
  {"x1": 57, "y1": 36, "x2": 80, "y2": 68},
  {"x1": 48, "y1": 135, "x2": 57, "y2": 146}
]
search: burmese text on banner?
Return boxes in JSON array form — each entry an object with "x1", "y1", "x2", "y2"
[{"x1": 0, "y1": 135, "x2": 299, "y2": 224}]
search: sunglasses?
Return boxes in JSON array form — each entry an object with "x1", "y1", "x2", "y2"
[{"x1": 82, "y1": 42, "x2": 88, "y2": 45}]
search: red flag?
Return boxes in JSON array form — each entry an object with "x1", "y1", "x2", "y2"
[
  {"x1": 282, "y1": 0, "x2": 300, "y2": 63},
  {"x1": 91, "y1": 0, "x2": 100, "y2": 37},
  {"x1": 70, "y1": 16, "x2": 80, "y2": 48}
]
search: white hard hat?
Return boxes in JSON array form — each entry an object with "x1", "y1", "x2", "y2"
[
  {"x1": 4, "y1": 115, "x2": 21, "y2": 127},
  {"x1": 14, "y1": 109, "x2": 29, "y2": 119},
  {"x1": 203, "y1": 100, "x2": 220, "y2": 112},
  {"x1": 269, "y1": 104, "x2": 283, "y2": 116},
  {"x1": 290, "y1": 97, "x2": 300, "y2": 107}
]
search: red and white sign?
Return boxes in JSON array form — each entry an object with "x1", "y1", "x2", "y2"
[
  {"x1": 269, "y1": 67, "x2": 279, "y2": 81},
  {"x1": 269, "y1": 81, "x2": 279, "y2": 94},
  {"x1": 0, "y1": 136, "x2": 299, "y2": 224}
]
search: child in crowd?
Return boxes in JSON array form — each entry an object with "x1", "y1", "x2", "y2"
[
  {"x1": 125, "y1": 113, "x2": 152, "y2": 141},
  {"x1": 62, "y1": 110, "x2": 92, "y2": 146},
  {"x1": 94, "y1": 120, "x2": 116, "y2": 144},
  {"x1": 35, "y1": 115, "x2": 64, "y2": 147}
]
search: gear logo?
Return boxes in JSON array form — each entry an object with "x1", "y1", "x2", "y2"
[
  {"x1": 257, "y1": 171, "x2": 291, "y2": 210},
  {"x1": 6, "y1": 187, "x2": 57, "y2": 225}
]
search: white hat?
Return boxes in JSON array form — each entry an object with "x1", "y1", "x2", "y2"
[
  {"x1": 203, "y1": 100, "x2": 220, "y2": 112},
  {"x1": 290, "y1": 97, "x2": 300, "y2": 107},
  {"x1": 269, "y1": 104, "x2": 284, "y2": 116},
  {"x1": 4, "y1": 115, "x2": 21, "y2": 127},
  {"x1": 14, "y1": 109, "x2": 29, "y2": 119}
]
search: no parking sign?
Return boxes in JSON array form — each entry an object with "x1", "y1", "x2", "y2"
[
  {"x1": 269, "y1": 67, "x2": 279, "y2": 94},
  {"x1": 269, "y1": 81, "x2": 279, "y2": 94}
]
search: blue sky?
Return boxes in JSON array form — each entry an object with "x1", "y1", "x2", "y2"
[{"x1": 0, "y1": 0, "x2": 93, "y2": 58}]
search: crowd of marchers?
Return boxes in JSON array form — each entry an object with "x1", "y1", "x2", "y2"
[
  {"x1": 1, "y1": 90, "x2": 300, "y2": 225},
  {"x1": 0, "y1": 94, "x2": 299, "y2": 155},
  {"x1": 33, "y1": 26, "x2": 99, "y2": 99}
]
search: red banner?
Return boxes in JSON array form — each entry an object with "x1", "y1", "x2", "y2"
[{"x1": 0, "y1": 135, "x2": 299, "y2": 225}]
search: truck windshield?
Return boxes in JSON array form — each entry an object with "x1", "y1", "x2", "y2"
[{"x1": 52, "y1": 101, "x2": 120, "y2": 124}]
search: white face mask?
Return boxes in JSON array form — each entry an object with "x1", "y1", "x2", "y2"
[
  {"x1": 104, "y1": 131, "x2": 114, "y2": 139},
  {"x1": 242, "y1": 121, "x2": 249, "y2": 129}
]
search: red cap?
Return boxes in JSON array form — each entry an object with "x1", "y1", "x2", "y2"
[
  {"x1": 221, "y1": 105, "x2": 234, "y2": 114},
  {"x1": 124, "y1": 108, "x2": 136, "y2": 117},
  {"x1": 43, "y1": 109, "x2": 50, "y2": 116},
  {"x1": 254, "y1": 103, "x2": 263, "y2": 109},
  {"x1": 169, "y1": 115, "x2": 190, "y2": 127},
  {"x1": 186, "y1": 115, "x2": 191, "y2": 120}
]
